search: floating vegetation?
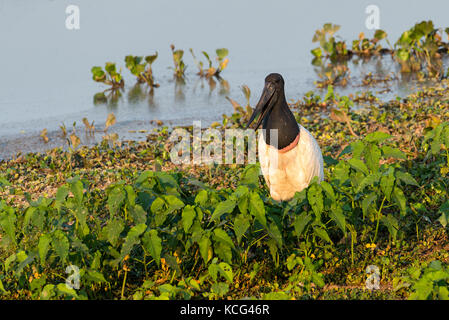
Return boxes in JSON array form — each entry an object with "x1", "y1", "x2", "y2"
[
  {"x1": 190, "y1": 48, "x2": 229, "y2": 79},
  {"x1": 91, "y1": 62, "x2": 124, "y2": 90},
  {"x1": 170, "y1": 44, "x2": 186, "y2": 80},
  {"x1": 311, "y1": 20, "x2": 449, "y2": 87},
  {"x1": 125, "y1": 53, "x2": 159, "y2": 90}
]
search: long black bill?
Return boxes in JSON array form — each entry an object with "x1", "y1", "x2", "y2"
[{"x1": 246, "y1": 84, "x2": 275, "y2": 129}]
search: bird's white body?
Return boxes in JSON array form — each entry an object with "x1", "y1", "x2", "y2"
[{"x1": 258, "y1": 124, "x2": 324, "y2": 201}]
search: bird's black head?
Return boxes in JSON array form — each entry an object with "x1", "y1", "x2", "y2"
[
  {"x1": 246, "y1": 73, "x2": 286, "y2": 129},
  {"x1": 264, "y1": 73, "x2": 284, "y2": 90}
]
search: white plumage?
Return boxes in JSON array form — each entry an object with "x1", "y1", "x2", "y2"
[{"x1": 258, "y1": 125, "x2": 324, "y2": 201}]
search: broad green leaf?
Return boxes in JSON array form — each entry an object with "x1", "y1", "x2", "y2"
[
  {"x1": 356, "y1": 172, "x2": 381, "y2": 193},
  {"x1": 218, "y1": 262, "x2": 233, "y2": 282},
  {"x1": 213, "y1": 228, "x2": 235, "y2": 249},
  {"x1": 181, "y1": 205, "x2": 196, "y2": 233},
  {"x1": 364, "y1": 131, "x2": 391, "y2": 143},
  {"x1": 103, "y1": 218, "x2": 124, "y2": 247},
  {"x1": 365, "y1": 144, "x2": 381, "y2": 172},
  {"x1": 70, "y1": 179, "x2": 84, "y2": 205},
  {"x1": 108, "y1": 186, "x2": 126, "y2": 215},
  {"x1": 38, "y1": 233, "x2": 52, "y2": 265},
  {"x1": 52, "y1": 230, "x2": 69, "y2": 263},
  {"x1": 86, "y1": 270, "x2": 107, "y2": 284},
  {"x1": 313, "y1": 226, "x2": 332, "y2": 244},
  {"x1": 0, "y1": 208, "x2": 17, "y2": 245},
  {"x1": 211, "y1": 199, "x2": 236, "y2": 221},
  {"x1": 233, "y1": 214, "x2": 250, "y2": 244},
  {"x1": 56, "y1": 283, "x2": 79, "y2": 299},
  {"x1": 249, "y1": 192, "x2": 266, "y2": 227},
  {"x1": 382, "y1": 146, "x2": 407, "y2": 160},
  {"x1": 329, "y1": 204, "x2": 346, "y2": 235},
  {"x1": 293, "y1": 212, "x2": 312, "y2": 237},
  {"x1": 348, "y1": 158, "x2": 369, "y2": 175},
  {"x1": 194, "y1": 190, "x2": 208, "y2": 206},
  {"x1": 392, "y1": 186, "x2": 407, "y2": 216},
  {"x1": 268, "y1": 221, "x2": 283, "y2": 246},
  {"x1": 320, "y1": 181, "x2": 336, "y2": 202},
  {"x1": 198, "y1": 235, "x2": 212, "y2": 264},
  {"x1": 164, "y1": 195, "x2": 184, "y2": 212},
  {"x1": 381, "y1": 214, "x2": 399, "y2": 241},
  {"x1": 143, "y1": 229, "x2": 162, "y2": 266},
  {"x1": 380, "y1": 168, "x2": 395, "y2": 201},
  {"x1": 395, "y1": 171, "x2": 419, "y2": 187},
  {"x1": 362, "y1": 192, "x2": 377, "y2": 219},
  {"x1": 307, "y1": 184, "x2": 323, "y2": 218}
]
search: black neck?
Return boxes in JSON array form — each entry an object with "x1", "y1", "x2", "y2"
[{"x1": 262, "y1": 92, "x2": 299, "y2": 149}]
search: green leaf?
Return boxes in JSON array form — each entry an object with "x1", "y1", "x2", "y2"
[
  {"x1": 362, "y1": 192, "x2": 377, "y2": 219},
  {"x1": 52, "y1": 230, "x2": 69, "y2": 263},
  {"x1": 380, "y1": 168, "x2": 395, "y2": 201},
  {"x1": 356, "y1": 172, "x2": 381, "y2": 193},
  {"x1": 374, "y1": 29, "x2": 387, "y2": 40},
  {"x1": 329, "y1": 204, "x2": 346, "y2": 235},
  {"x1": 56, "y1": 283, "x2": 79, "y2": 299},
  {"x1": 293, "y1": 212, "x2": 312, "y2": 237},
  {"x1": 216, "y1": 48, "x2": 229, "y2": 60},
  {"x1": 143, "y1": 229, "x2": 162, "y2": 266},
  {"x1": 108, "y1": 187, "x2": 126, "y2": 215},
  {"x1": 233, "y1": 214, "x2": 250, "y2": 244},
  {"x1": 249, "y1": 192, "x2": 266, "y2": 227},
  {"x1": 397, "y1": 48, "x2": 410, "y2": 61},
  {"x1": 348, "y1": 158, "x2": 369, "y2": 175},
  {"x1": 103, "y1": 218, "x2": 124, "y2": 247},
  {"x1": 70, "y1": 179, "x2": 84, "y2": 205},
  {"x1": 211, "y1": 199, "x2": 236, "y2": 221},
  {"x1": 365, "y1": 144, "x2": 381, "y2": 172},
  {"x1": 198, "y1": 235, "x2": 212, "y2": 264},
  {"x1": 395, "y1": 171, "x2": 419, "y2": 187},
  {"x1": 437, "y1": 201, "x2": 449, "y2": 227},
  {"x1": 364, "y1": 131, "x2": 391, "y2": 143},
  {"x1": 311, "y1": 47, "x2": 322, "y2": 58},
  {"x1": 320, "y1": 181, "x2": 336, "y2": 202},
  {"x1": 164, "y1": 195, "x2": 185, "y2": 212},
  {"x1": 194, "y1": 190, "x2": 209, "y2": 206},
  {"x1": 268, "y1": 221, "x2": 283, "y2": 246},
  {"x1": 181, "y1": 205, "x2": 196, "y2": 233},
  {"x1": 213, "y1": 228, "x2": 235, "y2": 249},
  {"x1": 218, "y1": 262, "x2": 233, "y2": 282},
  {"x1": 86, "y1": 270, "x2": 107, "y2": 284},
  {"x1": 38, "y1": 233, "x2": 52, "y2": 265},
  {"x1": 0, "y1": 279, "x2": 8, "y2": 295},
  {"x1": 313, "y1": 226, "x2": 333, "y2": 244},
  {"x1": 381, "y1": 214, "x2": 399, "y2": 241},
  {"x1": 382, "y1": 146, "x2": 407, "y2": 160},
  {"x1": 392, "y1": 186, "x2": 407, "y2": 216},
  {"x1": 0, "y1": 208, "x2": 17, "y2": 245},
  {"x1": 307, "y1": 184, "x2": 323, "y2": 218}
]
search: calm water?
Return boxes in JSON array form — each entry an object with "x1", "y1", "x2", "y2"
[{"x1": 1, "y1": 0, "x2": 449, "y2": 159}]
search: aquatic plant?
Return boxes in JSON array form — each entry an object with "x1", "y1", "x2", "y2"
[
  {"x1": 190, "y1": 48, "x2": 229, "y2": 79},
  {"x1": 125, "y1": 53, "x2": 159, "y2": 89},
  {"x1": 394, "y1": 21, "x2": 445, "y2": 77},
  {"x1": 91, "y1": 62, "x2": 124, "y2": 90},
  {"x1": 170, "y1": 44, "x2": 186, "y2": 79}
]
